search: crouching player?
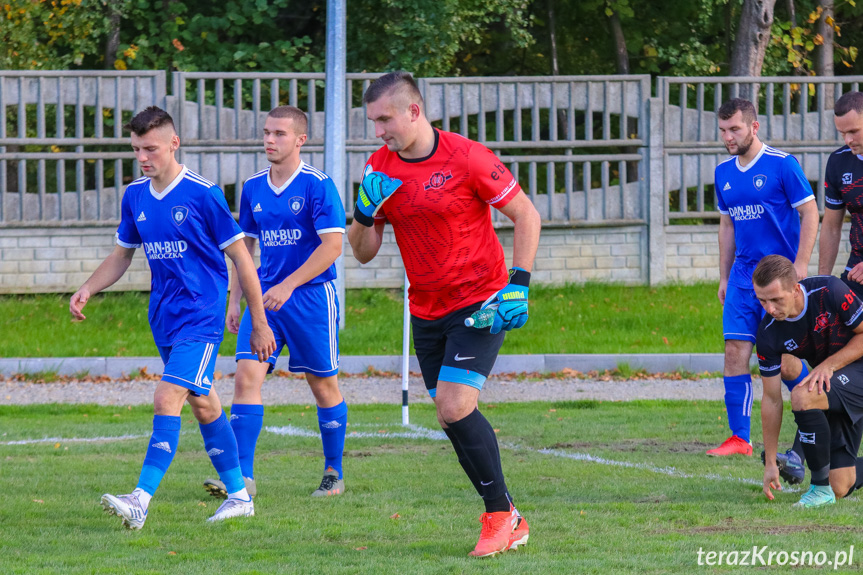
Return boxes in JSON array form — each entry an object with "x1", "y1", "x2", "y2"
[
  {"x1": 69, "y1": 106, "x2": 276, "y2": 528},
  {"x1": 754, "y1": 255, "x2": 863, "y2": 507},
  {"x1": 202, "y1": 105, "x2": 348, "y2": 500}
]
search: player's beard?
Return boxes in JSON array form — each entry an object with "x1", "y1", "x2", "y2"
[{"x1": 725, "y1": 130, "x2": 755, "y2": 156}]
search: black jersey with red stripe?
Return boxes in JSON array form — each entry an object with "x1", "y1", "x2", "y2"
[
  {"x1": 825, "y1": 146, "x2": 863, "y2": 270},
  {"x1": 756, "y1": 276, "x2": 863, "y2": 376}
]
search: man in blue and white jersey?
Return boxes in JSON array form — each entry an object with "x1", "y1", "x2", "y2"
[
  {"x1": 202, "y1": 105, "x2": 348, "y2": 500},
  {"x1": 709, "y1": 98, "x2": 819, "y2": 462},
  {"x1": 69, "y1": 106, "x2": 276, "y2": 529}
]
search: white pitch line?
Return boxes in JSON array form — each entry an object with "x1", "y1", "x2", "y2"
[
  {"x1": 266, "y1": 424, "x2": 447, "y2": 441},
  {"x1": 1, "y1": 430, "x2": 194, "y2": 446}
]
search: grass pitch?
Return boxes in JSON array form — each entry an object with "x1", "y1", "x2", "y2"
[{"x1": 2, "y1": 400, "x2": 860, "y2": 574}]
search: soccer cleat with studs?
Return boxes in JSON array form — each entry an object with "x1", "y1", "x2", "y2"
[
  {"x1": 203, "y1": 476, "x2": 256, "y2": 499},
  {"x1": 761, "y1": 449, "x2": 805, "y2": 485},
  {"x1": 507, "y1": 510, "x2": 530, "y2": 551},
  {"x1": 706, "y1": 435, "x2": 753, "y2": 456},
  {"x1": 311, "y1": 467, "x2": 345, "y2": 497},
  {"x1": 100, "y1": 493, "x2": 148, "y2": 530},
  {"x1": 207, "y1": 496, "x2": 255, "y2": 522},
  {"x1": 793, "y1": 484, "x2": 836, "y2": 509},
  {"x1": 469, "y1": 506, "x2": 519, "y2": 558}
]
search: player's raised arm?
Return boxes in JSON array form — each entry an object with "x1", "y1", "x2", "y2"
[
  {"x1": 224, "y1": 240, "x2": 276, "y2": 361},
  {"x1": 69, "y1": 245, "x2": 136, "y2": 321}
]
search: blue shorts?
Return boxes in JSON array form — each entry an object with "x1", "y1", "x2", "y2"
[
  {"x1": 157, "y1": 339, "x2": 218, "y2": 396},
  {"x1": 723, "y1": 283, "x2": 765, "y2": 343},
  {"x1": 236, "y1": 280, "x2": 339, "y2": 377}
]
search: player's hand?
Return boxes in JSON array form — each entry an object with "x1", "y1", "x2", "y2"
[
  {"x1": 354, "y1": 165, "x2": 402, "y2": 226},
  {"x1": 69, "y1": 288, "x2": 91, "y2": 322},
  {"x1": 226, "y1": 299, "x2": 242, "y2": 335},
  {"x1": 763, "y1": 464, "x2": 782, "y2": 500},
  {"x1": 717, "y1": 279, "x2": 728, "y2": 306},
  {"x1": 793, "y1": 261, "x2": 809, "y2": 281},
  {"x1": 262, "y1": 283, "x2": 295, "y2": 312},
  {"x1": 481, "y1": 267, "x2": 530, "y2": 335},
  {"x1": 249, "y1": 324, "x2": 276, "y2": 363},
  {"x1": 803, "y1": 364, "x2": 833, "y2": 394},
  {"x1": 848, "y1": 262, "x2": 863, "y2": 283}
]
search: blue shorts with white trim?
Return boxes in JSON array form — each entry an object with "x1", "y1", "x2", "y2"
[
  {"x1": 723, "y1": 283, "x2": 765, "y2": 343},
  {"x1": 235, "y1": 280, "x2": 339, "y2": 377},
  {"x1": 157, "y1": 339, "x2": 218, "y2": 396}
]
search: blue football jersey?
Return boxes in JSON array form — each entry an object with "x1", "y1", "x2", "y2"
[
  {"x1": 116, "y1": 166, "x2": 244, "y2": 346},
  {"x1": 238, "y1": 161, "x2": 346, "y2": 290},
  {"x1": 715, "y1": 144, "x2": 814, "y2": 288}
]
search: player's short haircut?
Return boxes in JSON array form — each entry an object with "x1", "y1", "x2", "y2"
[
  {"x1": 753, "y1": 255, "x2": 797, "y2": 290},
  {"x1": 718, "y1": 98, "x2": 757, "y2": 124},
  {"x1": 835, "y1": 92, "x2": 863, "y2": 117},
  {"x1": 362, "y1": 71, "x2": 424, "y2": 111},
  {"x1": 124, "y1": 106, "x2": 176, "y2": 136},
  {"x1": 267, "y1": 105, "x2": 308, "y2": 135}
]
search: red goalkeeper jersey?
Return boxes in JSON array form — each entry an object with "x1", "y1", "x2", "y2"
[{"x1": 366, "y1": 129, "x2": 521, "y2": 320}]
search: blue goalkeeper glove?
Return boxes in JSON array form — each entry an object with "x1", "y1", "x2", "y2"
[
  {"x1": 481, "y1": 267, "x2": 530, "y2": 335},
  {"x1": 354, "y1": 165, "x2": 402, "y2": 227}
]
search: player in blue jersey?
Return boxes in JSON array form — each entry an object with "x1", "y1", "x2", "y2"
[
  {"x1": 201, "y1": 105, "x2": 348, "y2": 500},
  {"x1": 710, "y1": 98, "x2": 819, "y2": 461},
  {"x1": 69, "y1": 106, "x2": 276, "y2": 529}
]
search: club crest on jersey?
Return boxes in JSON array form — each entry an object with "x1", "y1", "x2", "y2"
[
  {"x1": 843, "y1": 172, "x2": 853, "y2": 185},
  {"x1": 171, "y1": 206, "x2": 189, "y2": 226},
  {"x1": 423, "y1": 170, "x2": 453, "y2": 191},
  {"x1": 289, "y1": 196, "x2": 304, "y2": 215},
  {"x1": 814, "y1": 311, "x2": 831, "y2": 333},
  {"x1": 784, "y1": 339, "x2": 798, "y2": 351},
  {"x1": 753, "y1": 174, "x2": 767, "y2": 190}
]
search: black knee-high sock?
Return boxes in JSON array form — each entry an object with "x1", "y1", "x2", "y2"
[
  {"x1": 446, "y1": 409, "x2": 510, "y2": 513},
  {"x1": 791, "y1": 432, "x2": 806, "y2": 464},
  {"x1": 793, "y1": 409, "x2": 831, "y2": 486},
  {"x1": 443, "y1": 427, "x2": 483, "y2": 497}
]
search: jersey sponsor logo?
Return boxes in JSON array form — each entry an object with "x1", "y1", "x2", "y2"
[
  {"x1": 753, "y1": 174, "x2": 767, "y2": 190},
  {"x1": 253, "y1": 203, "x2": 263, "y2": 213},
  {"x1": 207, "y1": 448, "x2": 224, "y2": 457},
  {"x1": 489, "y1": 162, "x2": 507, "y2": 181},
  {"x1": 723, "y1": 182, "x2": 731, "y2": 191},
  {"x1": 838, "y1": 374, "x2": 850, "y2": 385},
  {"x1": 289, "y1": 196, "x2": 305, "y2": 214},
  {"x1": 727, "y1": 204, "x2": 765, "y2": 221},
  {"x1": 843, "y1": 172, "x2": 853, "y2": 185},
  {"x1": 423, "y1": 170, "x2": 453, "y2": 191},
  {"x1": 151, "y1": 441, "x2": 172, "y2": 454},
  {"x1": 841, "y1": 293, "x2": 856, "y2": 312},
  {"x1": 261, "y1": 228, "x2": 302, "y2": 247},
  {"x1": 137, "y1": 211, "x2": 147, "y2": 222},
  {"x1": 798, "y1": 431, "x2": 816, "y2": 444},
  {"x1": 784, "y1": 339, "x2": 798, "y2": 351},
  {"x1": 814, "y1": 311, "x2": 831, "y2": 333},
  {"x1": 143, "y1": 240, "x2": 188, "y2": 260},
  {"x1": 171, "y1": 206, "x2": 189, "y2": 226}
]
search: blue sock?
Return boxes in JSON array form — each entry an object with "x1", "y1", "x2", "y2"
[
  {"x1": 199, "y1": 412, "x2": 245, "y2": 495},
  {"x1": 136, "y1": 415, "x2": 181, "y2": 496},
  {"x1": 230, "y1": 403, "x2": 264, "y2": 479},
  {"x1": 317, "y1": 401, "x2": 348, "y2": 479},
  {"x1": 782, "y1": 362, "x2": 809, "y2": 393},
  {"x1": 724, "y1": 374, "x2": 753, "y2": 442}
]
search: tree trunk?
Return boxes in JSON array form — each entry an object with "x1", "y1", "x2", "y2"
[
  {"x1": 608, "y1": 9, "x2": 630, "y2": 74},
  {"x1": 104, "y1": 8, "x2": 121, "y2": 70},
  {"x1": 815, "y1": 0, "x2": 835, "y2": 105},
  {"x1": 731, "y1": 0, "x2": 777, "y2": 101},
  {"x1": 547, "y1": 0, "x2": 560, "y2": 76}
]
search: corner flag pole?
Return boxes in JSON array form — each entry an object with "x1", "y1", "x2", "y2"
[{"x1": 401, "y1": 270, "x2": 410, "y2": 426}]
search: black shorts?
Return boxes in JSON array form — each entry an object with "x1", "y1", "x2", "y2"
[
  {"x1": 824, "y1": 361, "x2": 863, "y2": 468},
  {"x1": 840, "y1": 272, "x2": 863, "y2": 301},
  {"x1": 411, "y1": 301, "x2": 505, "y2": 398}
]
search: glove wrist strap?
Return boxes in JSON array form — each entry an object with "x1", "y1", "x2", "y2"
[
  {"x1": 353, "y1": 209, "x2": 375, "y2": 228},
  {"x1": 508, "y1": 267, "x2": 531, "y2": 287}
]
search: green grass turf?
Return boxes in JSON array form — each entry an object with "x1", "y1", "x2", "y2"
[
  {"x1": 0, "y1": 283, "x2": 723, "y2": 358},
  {"x1": 0, "y1": 400, "x2": 859, "y2": 574}
]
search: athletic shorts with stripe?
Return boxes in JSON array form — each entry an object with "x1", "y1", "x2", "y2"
[
  {"x1": 723, "y1": 283, "x2": 765, "y2": 343},
  {"x1": 157, "y1": 339, "x2": 218, "y2": 396},
  {"x1": 822, "y1": 361, "x2": 863, "y2": 469},
  {"x1": 235, "y1": 280, "x2": 339, "y2": 377},
  {"x1": 411, "y1": 301, "x2": 505, "y2": 398}
]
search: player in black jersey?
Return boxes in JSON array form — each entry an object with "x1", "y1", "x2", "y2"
[
  {"x1": 819, "y1": 91, "x2": 863, "y2": 298},
  {"x1": 754, "y1": 255, "x2": 863, "y2": 508}
]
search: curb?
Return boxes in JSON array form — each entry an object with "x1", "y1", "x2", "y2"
[{"x1": 0, "y1": 353, "x2": 754, "y2": 378}]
